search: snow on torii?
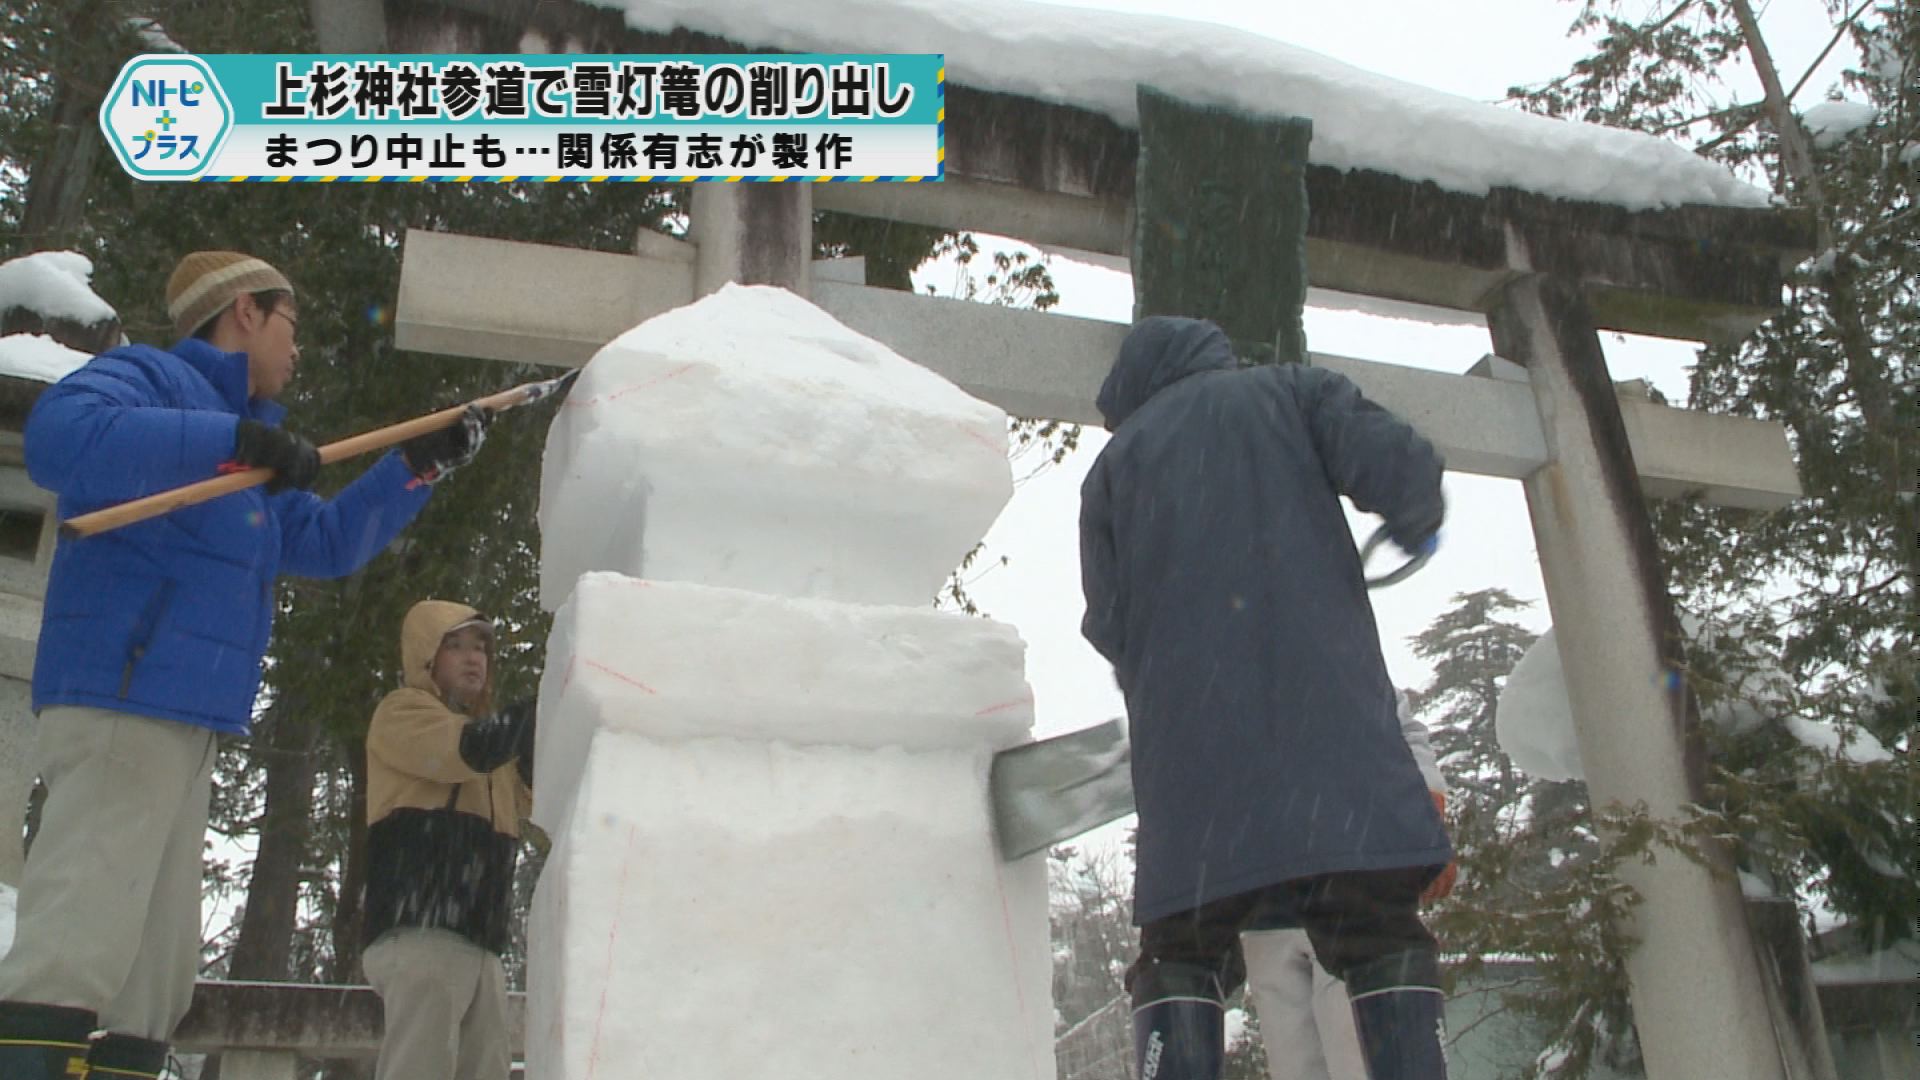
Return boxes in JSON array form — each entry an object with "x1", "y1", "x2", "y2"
[{"x1": 581, "y1": 0, "x2": 1772, "y2": 210}]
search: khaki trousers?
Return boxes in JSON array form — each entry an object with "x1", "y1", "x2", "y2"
[
  {"x1": 0, "y1": 706, "x2": 216, "y2": 1040},
  {"x1": 363, "y1": 928, "x2": 511, "y2": 1080},
  {"x1": 1243, "y1": 927, "x2": 1367, "y2": 1080}
]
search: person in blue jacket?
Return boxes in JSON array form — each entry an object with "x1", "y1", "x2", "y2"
[
  {"x1": 0, "y1": 251, "x2": 488, "y2": 1080},
  {"x1": 1079, "y1": 317, "x2": 1452, "y2": 1080}
]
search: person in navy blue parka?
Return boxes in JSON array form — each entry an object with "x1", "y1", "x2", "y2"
[
  {"x1": 1080, "y1": 317, "x2": 1453, "y2": 1080},
  {"x1": 0, "y1": 251, "x2": 488, "y2": 1080}
]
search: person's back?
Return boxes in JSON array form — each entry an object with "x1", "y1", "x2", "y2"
[
  {"x1": 1080, "y1": 316, "x2": 1453, "y2": 1080},
  {"x1": 1082, "y1": 318, "x2": 1448, "y2": 923}
]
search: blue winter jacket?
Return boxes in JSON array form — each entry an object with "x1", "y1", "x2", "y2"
[
  {"x1": 1080, "y1": 318, "x2": 1453, "y2": 924},
  {"x1": 25, "y1": 338, "x2": 432, "y2": 734}
]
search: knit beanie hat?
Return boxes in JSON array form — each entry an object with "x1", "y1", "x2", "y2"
[{"x1": 165, "y1": 251, "x2": 294, "y2": 340}]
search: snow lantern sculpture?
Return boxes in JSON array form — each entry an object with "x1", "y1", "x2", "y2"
[{"x1": 527, "y1": 285, "x2": 1052, "y2": 1080}]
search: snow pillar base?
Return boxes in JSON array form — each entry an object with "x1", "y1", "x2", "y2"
[{"x1": 526, "y1": 577, "x2": 1052, "y2": 1080}]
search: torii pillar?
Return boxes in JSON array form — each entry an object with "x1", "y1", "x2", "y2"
[
  {"x1": 687, "y1": 184, "x2": 814, "y2": 299},
  {"x1": 1488, "y1": 263, "x2": 1805, "y2": 1080}
]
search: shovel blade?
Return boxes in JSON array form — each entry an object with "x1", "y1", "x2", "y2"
[{"x1": 990, "y1": 718, "x2": 1136, "y2": 861}]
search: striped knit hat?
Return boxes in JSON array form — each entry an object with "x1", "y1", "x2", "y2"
[{"x1": 164, "y1": 251, "x2": 294, "y2": 340}]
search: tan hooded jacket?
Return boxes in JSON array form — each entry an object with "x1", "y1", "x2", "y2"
[
  {"x1": 362, "y1": 599, "x2": 533, "y2": 953},
  {"x1": 367, "y1": 599, "x2": 530, "y2": 834}
]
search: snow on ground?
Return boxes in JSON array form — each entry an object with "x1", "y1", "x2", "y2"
[
  {"x1": 1738, "y1": 869, "x2": 1777, "y2": 899},
  {"x1": 589, "y1": 0, "x2": 1772, "y2": 209},
  {"x1": 1810, "y1": 938, "x2": 1920, "y2": 984}
]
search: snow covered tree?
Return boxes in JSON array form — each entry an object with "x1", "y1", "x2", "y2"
[
  {"x1": 1409, "y1": 9, "x2": 1920, "y2": 1074},
  {"x1": 1409, "y1": 588, "x2": 1536, "y2": 852}
]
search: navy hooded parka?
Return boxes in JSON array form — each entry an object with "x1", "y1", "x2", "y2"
[{"x1": 1079, "y1": 317, "x2": 1452, "y2": 923}]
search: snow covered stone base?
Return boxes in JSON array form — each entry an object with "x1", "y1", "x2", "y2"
[{"x1": 526, "y1": 730, "x2": 1052, "y2": 1080}]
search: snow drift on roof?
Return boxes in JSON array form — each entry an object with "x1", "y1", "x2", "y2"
[{"x1": 588, "y1": 0, "x2": 1773, "y2": 210}]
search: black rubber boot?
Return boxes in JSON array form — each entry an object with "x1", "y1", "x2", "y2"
[
  {"x1": 0, "y1": 1000, "x2": 95, "y2": 1080},
  {"x1": 1346, "y1": 951, "x2": 1449, "y2": 1080},
  {"x1": 85, "y1": 1033, "x2": 170, "y2": 1080},
  {"x1": 1130, "y1": 962, "x2": 1226, "y2": 1080}
]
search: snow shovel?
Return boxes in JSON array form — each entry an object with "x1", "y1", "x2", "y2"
[
  {"x1": 60, "y1": 368, "x2": 581, "y2": 539},
  {"x1": 991, "y1": 525, "x2": 1433, "y2": 861}
]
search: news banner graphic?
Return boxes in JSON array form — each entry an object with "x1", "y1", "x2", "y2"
[{"x1": 99, "y1": 52, "x2": 944, "y2": 182}]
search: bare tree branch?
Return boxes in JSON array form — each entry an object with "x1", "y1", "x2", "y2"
[{"x1": 1729, "y1": 0, "x2": 1826, "y2": 209}]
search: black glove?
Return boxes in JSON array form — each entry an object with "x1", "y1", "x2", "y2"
[
  {"x1": 231, "y1": 419, "x2": 321, "y2": 494},
  {"x1": 400, "y1": 405, "x2": 490, "y2": 484},
  {"x1": 458, "y1": 698, "x2": 536, "y2": 774}
]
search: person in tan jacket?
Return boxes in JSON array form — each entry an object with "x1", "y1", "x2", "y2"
[{"x1": 361, "y1": 600, "x2": 534, "y2": 1080}]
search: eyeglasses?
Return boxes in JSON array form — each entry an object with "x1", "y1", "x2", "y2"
[{"x1": 270, "y1": 309, "x2": 299, "y2": 330}]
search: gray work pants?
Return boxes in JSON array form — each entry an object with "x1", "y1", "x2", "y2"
[
  {"x1": 363, "y1": 928, "x2": 511, "y2": 1080},
  {"x1": 0, "y1": 706, "x2": 216, "y2": 1040}
]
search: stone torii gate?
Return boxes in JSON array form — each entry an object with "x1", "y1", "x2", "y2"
[
  {"x1": 357, "y1": 3, "x2": 1820, "y2": 1076},
  {"x1": 393, "y1": 209, "x2": 1818, "y2": 1075}
]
